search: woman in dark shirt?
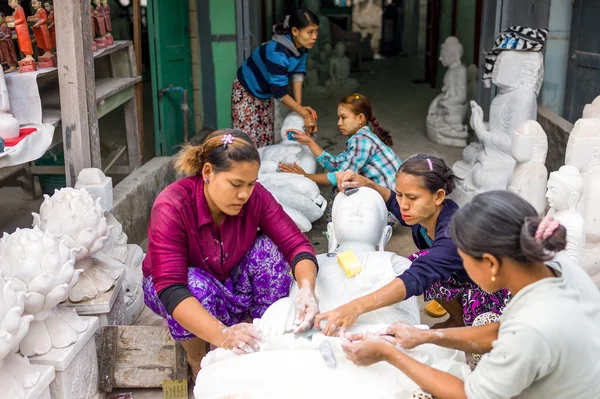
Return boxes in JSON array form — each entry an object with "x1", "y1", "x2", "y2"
[{"x1": 314, "y1": 154, "x2": 510, "y2": 335}]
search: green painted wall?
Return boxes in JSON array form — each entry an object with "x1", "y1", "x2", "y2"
[{"x1": 209, "y1": 0, "x2": 238, "y2": 129}]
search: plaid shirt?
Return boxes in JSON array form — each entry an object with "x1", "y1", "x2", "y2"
[{"x1": 316, "y1": 127, "x2": 402, "y2": 189}]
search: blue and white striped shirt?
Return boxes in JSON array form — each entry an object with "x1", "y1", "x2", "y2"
[
  {"x1": 237, "y1": 35, "x2": 307, "y2": 99},
  {"x1": 316, "y1": 126, "x2": 402, "y2": 189}
]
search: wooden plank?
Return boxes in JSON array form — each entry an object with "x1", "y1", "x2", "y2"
[
  {"x1": 109, "y1": 326, "x2": 186, "y2": 389},
  {"x1": 102, "y1": 145, "x2": 127, "y2": 174},
  {"x1": 96, "y1": 77, "x2": 141, "y2": 104},
  {"x1": 97, "y1": 87, "x2": 135, "y2": 118},
  {"x1": 98, "y1": 326, "x2": 119, "y2": 392},
  {"x1": 55, "y1": 0, "x2": 101, "y2": 186},
  {"x1": 110, "y1": 49, "x2": 133, "y2": 78},
  {"x1": 124, "y1": 96, "x2": 142, "y2": 171}
]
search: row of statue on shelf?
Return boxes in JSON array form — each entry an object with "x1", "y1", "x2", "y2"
[{"x1": 0, "y1": 0, "x2": 114, "y2": 74}]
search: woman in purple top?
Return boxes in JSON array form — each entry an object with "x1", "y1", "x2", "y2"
[
  {"x1": 142, "y1": 130, "x2": 319, "y2": 377},
  {"x1": 314, "y1": 154, "x2": 510, "y2": 335}
]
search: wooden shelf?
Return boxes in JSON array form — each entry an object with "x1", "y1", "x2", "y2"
[{"x1": 96, "y1": 77, "x2": 142, "y2": 104}]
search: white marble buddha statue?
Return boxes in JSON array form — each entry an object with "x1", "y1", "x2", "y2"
[
  {"x1": 452, "y1": 50, "x2": 544, "y2": 205},
  {"x1": 352, "y1": 0, "x2": 383, "y2": 59},
  {"x1": 582, "y1": 95, "x2": 600, "y2": 119},
  {"x1": 326, "y1": 42, "x2": 359, "y2": 92},
  {"x1": 546, "y1": 165, "x2": 585, "y2": 265},
  {"x1": 580, "y1": 148, "x2": 600, "y2": 286},
  {"x1": 565, "y1": 118, "x2": 600, "y2": 174},
  {"x1": 426, "y1": 36, "x2": 468, "y2": 147},
  {"x1": 508, "y1": 120, "x2": 548, "y2": 215},
  {"x1": 193, "y1": 189, "x2": 469, "y2": 399},
  {"x1": 304, "y1": 57, "x2": 327, "y2": 96}
]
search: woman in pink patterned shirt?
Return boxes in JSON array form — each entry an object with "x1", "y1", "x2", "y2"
[{"x1": 142, "y1": 130, "x2": 319, "y2": 377}]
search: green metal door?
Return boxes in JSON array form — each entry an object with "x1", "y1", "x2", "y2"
[{"x1": 148, "y1": 0, "x2": 195, "y2": 156}]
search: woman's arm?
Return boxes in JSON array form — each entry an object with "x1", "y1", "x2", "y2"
[
  {"x1": 281, "y1": 95, "x2": 316, "y2": 133},
  {"x1": 277, "y1": 162, "x2": 333, "y2": 186},
  {"x1": 336, "y1": 170, "x2": 393, "y2": 201},
  {"x1": 172, "y1": 298, "x2": 229, "y2": 345},
  {"x1": 426, "y1": 322, "x2": 499, "y2": 354},
  {"x1": 292, "y1": 80, "x2": 302, "y2": 106}
]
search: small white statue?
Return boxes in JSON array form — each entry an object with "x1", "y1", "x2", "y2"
[
  {"x1": 352, "y1": 0, "x2": 383, "y2": 59},
  {"x1": 304, "y1": 58, "x2": 328, "y2": 96},
  {"x1": 257, "y1": 112, "x2": 318, "y2": 175},
  {"x1": 32, "y1": 188, "x2": 122, "y2": 303},
  {"x1": 426, "y1": 36, "x2": 468, "y2": 147},
  {"x1": 0, "y1": 274, "x2": 40, "y2": 398},
  {"x1": 565, "y1": 118, "x2": 600, "y2": 174},
  {"x1": 258, "y1": 173, "x2": 326, "y2": 232},
  {"x1": 508, "y1": 120, "x2": 548, "y2": 215},
  {"x1": 0, "y1": 227, "x2": 88, "y2": 357},
  {"x1": 193, "y1": 188, "x2": 468, "y2": 399},
  {"x1": 0, "y1": 66, "x2": 19, "y2": 140},
  {"x1": 452, "y1": 50, "x2": 544, "y2": 205},
  {"x1": 317, "y1": 43, "x2": 332, "y2": 85},
  {"x1": 582, "y1": 96, "x2": 600, "y2": 119},
  {"x1": 546, "y1": 165, "x2": 586, "y2": 265},
  {"x1": 326, "y1": 42, "x2": 359, "y2": 92},
  {"x1": 74, "y1": 168, "x2": 113, "y2": 212}
]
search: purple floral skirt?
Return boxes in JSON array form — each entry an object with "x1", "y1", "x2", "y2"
[
  {"x1": 231, "y1": 77, "x2": 274, "y2": 148},
  {"x1": 409, "y1": 250, "x2": 510, "y2": 325},
  {"x1": 143, "y1": 234, "x2": 293, "y2": 341}
]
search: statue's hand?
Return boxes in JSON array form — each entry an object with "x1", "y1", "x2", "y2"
[{"x1": 469, "y1": 101, "x2": 486, "y2": 135}]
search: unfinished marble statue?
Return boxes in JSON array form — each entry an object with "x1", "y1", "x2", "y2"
[
  {"x1": 0, "y1": 66, "x2": 19, "y2": 140},
  {"x1": 304, "y1": 58, "x2": 328, "y2": 96},
  {"x1": 508, "y1": 120, "x2": 548, "y2": 215},
  {"x1": 258, "y1": 112, "x2": 318, "y2": 175},
  {"x1": 0, "y1": 273, "x2": 41, "y2": 398},
  {"x1": 352, "y1": 0, "x2": 383, "y2": 59},
  {"x1": 317, "y1": 44, "x2": 332, "y2": 85},
  {"x1": 259, "y1": 173, "x2": 327, "y2": 232},
  {"x1": 32, "y1": 188, "x2": 122, "y2": 303},
  {"x1": 452, "y1": 50, "x2": 544, "y2": 205},
  {"x1": 326, "y1": 42, "x2": 359, "y2": 92},
  {"x1": 426, "y1": 37, "x2": 468, "y2": 147},
  {"x1": 582, "y1": 96, "x2": 600, "y2": 119},
  {"x1": 0, "y1": 227, "x2": 88, "y2": 357},
  {"x1": 581, "y1": 148, "x2": 600, "y2": 286},
  {"x1": 546, "y1": 165, "x2": 585, "y2": 265},
  {"x1": 565, "y1": 118, "x2": 600, "y2": 174},
  {"x1": 194, "y1": 188, "x2": 469, "y2": 399}
]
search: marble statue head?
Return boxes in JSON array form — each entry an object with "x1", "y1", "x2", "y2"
[
  {"x1": 583, "y1": 96, "x2": 600, "y2": 119},
  {"x1": 280, "y1": 112, "x2": 305, "y2": 142},
  {"x1": 492, "y1": 51, "x2": 544, "y2": 95},
  {"x1": 327, "y1": 187, "x2": 392, "y2": 252},
  {"x1": 439, "y1": 36, "x2": 463, "y2": 67},
  {"x1": 565, "y1": 118, "x2": 600, "y2": 172},
  {"x1": 334, "y1": 42, "x2": 345, "y2": 57},
  {"x1": 547, "y1": 165, "x2": 584, "y2": 212},
  {"x1": 511, "y1": 120, "x2": 548, "y2": 163}
]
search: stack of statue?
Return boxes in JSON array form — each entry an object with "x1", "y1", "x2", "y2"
[
  {"x1": 426, "y1": 37, "x2": 468, "y2": 147},
  {"x1": 326, "y1": 42, "x2": 359, "y2": 92},
  {"x1": 304, "y1": 57, "x2": 327, "y2": 96},
  {"x1": 7, "y1": 0, "x2": 36, "y2": 73},
  {"x1": 352, "y1": 0, "x2": 383, "y2": 59},
  {"x1": 508, "y1": 120, "x2": 549, "y2": 215},
  {"x1": 44, "y1": 1, "x2": 55, "y2": 52},
  {"x1": 451, "y1": 50, "x2": 544, "y2": 206},
  {"x1": 101, "y1": 0, "x2": 114, "y2": 46},
  {"x1": 546, "y1": 165, "x2": 585, "y2": 266},
  {"x1": 93, "y1": 0, "x2": 108, "y2": 49},
  {"x1": 28, "y1": 0, "x2": 56, "y2": 68},
  {"x1": 0, "y1": 13, "x2": 17, "y2": 73},
  {"x1": 565, "y1": 96, "x2": 600, "y2": 285}
]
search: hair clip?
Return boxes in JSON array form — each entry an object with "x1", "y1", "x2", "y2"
[
  {"x1": 221, "y1": 134, "x2": 235, "y2": 147},
  {"x1": 426, "y1": 158, "x2": 433, "y2": 171},
  {"x1": 355, "y1": 95, "x2": 360, "y2": 100}
]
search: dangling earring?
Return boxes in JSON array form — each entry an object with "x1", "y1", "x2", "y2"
[{"x1": 491, "y1": 275, "x2": 496, "y2": 282}]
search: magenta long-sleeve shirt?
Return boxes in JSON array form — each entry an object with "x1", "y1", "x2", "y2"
[{"x1": 142, "y1": 176, "x2": 316, "y2": 293}]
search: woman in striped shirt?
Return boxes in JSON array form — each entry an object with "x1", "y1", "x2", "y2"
[{"x1": 233, "y1": 8, "x2": 319, "y2": 148}]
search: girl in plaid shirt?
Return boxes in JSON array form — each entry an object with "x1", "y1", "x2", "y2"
[{"x1": 279, "y1": 93, "x2": 402, "y2": 190}]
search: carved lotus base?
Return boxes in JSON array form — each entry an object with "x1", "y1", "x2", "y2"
[
  {"x1": 68, "y1": 257, "x2": 122, "y2": 303},
  {"x1": 19, "y1": 305, "x2": 89, "y2": 357},
  {"x1": 38, "y1": 54, "x2": 57, "y2": 69},
  {"x1": 18, "y1": 58, "x2": 37, "y2": 73},
  {"x1": 426, "y1": 121, "x2": 468, "y2": 148},
  {"x1": 0, "y1": 353, "x2": 42, "y2": 399},
  {"x1": 29, "y1": 317, "x2": 100, "y2": 399}
]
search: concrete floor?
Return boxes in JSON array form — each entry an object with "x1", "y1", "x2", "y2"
[{"x1": 108, "y1": 55, "x2": 465, "y2": 399}]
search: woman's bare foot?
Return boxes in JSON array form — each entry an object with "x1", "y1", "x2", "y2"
[{"x1": 431, "y1": 317, "x2": 464, "y2": 330}]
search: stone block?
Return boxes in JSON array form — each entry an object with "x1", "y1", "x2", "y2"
[{"x1": 538, "y1": 105, "x2": 573, "y2": 173}]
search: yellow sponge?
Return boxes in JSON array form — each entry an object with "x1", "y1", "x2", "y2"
[{"x1": 337, "y1": 251, "x2": 363, "y2": 277}]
